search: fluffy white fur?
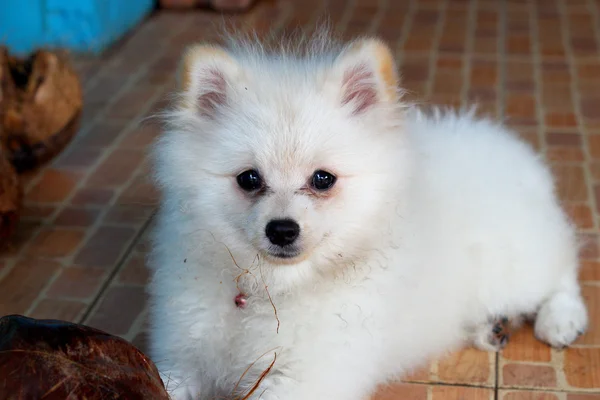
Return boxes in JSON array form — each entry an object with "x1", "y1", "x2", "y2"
[{"x1": 148, "y1": 34, "x2": 588, "y2": 400}]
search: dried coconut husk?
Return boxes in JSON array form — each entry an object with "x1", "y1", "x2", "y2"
[
  {"x1": 0, "y1": 315, "x2": 170, "y2": 399},
  {"x1": 0, "y1": 146, "x2": 20, "y2": 245},
  {"x1": 0, "y1": 47, "x2": 82, "y2": 172}
]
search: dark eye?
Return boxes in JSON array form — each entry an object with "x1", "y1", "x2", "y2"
[
  {"x1": 311, "y1": 170, "x2": 337, "y2": 191},
  {"x1": 237, "y1": 169, "x2": 263, "y2": 191}
]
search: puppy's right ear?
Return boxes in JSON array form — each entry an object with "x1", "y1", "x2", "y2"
[{"x1": 179, "y1": 45, "x2": 240, "y2": 117}]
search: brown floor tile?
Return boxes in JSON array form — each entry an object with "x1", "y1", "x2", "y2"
[
  {"x1": 117, "y1": 254, "x2": 150, "y2": 286},
  {"x1": 579, "y1": 233, "x2": 600, "y2": 260},
  {"x1": 546, "y1": 133, "x2": 581, "y2": 147},
  {"x1": 85, "y1": 286, "x2": 147, "y2": 336},
  {"x1": 28, "y1": 228, "x2": 85, "y2": 258},
  {"x1": 403, "y1": 365, "x2": 431, "y2": 382},
  {"x1": 551, "y1": 164, "x2": 588, "y2": 202},
  {"x1": 1, "y1": 221, "x2": 42, "y2": 258},
  {"x1": 580, "y1": 261, "x2": 600, "y2": 282},
  {"x1": 372, "y1": 383, "x2": 428, "y2": 400},
  {"x1": 500, "y1": 390, "x2": 560, "y2": 400},
  {"x1": 563, "y1": 204, "x2": 594, "y2": 230},
  {"x1": 578, "y1": 285, "x2": 600, "y2": 345},
  {"x1": 29, "y1": 299, "x2": 87, "y2": 321},
  {"x1": 545, "y1": 112, "x2": 578, "y2": 128},
  {"x1": 437, "y1": 348, "x2": 494, "y2": 386},
  {"x1": 431, "y1": 386, "x2": 493, "y2": 400},
  {"x1": 87, "y1": 149, "x2": 145, "y2": 188},
  {"x1": 516, "y1": 130, "x2": 541, "y2": 152},
  {"x1": 587, "y1": 136, "x2": 600, "y2": 159},
  {"x1": 502, "y1": 325, "x2": 552, "y2": 363},
  {"x1": 564, "y1": 348, "x2": 600, "y2": 389},
  {"x1": 567, "y1": 395, "x2": 600, "y2": 400},
  {"x1": 121, "y1": 122, "x2": 161, "y2": 149},
  {"x1": 53, "y1": 147, "x2": 103, "y2": 170},
  {"x1": 26, "y1": 169, "x2": 82, "y2": 203},
  {"x1": 502, "y1": 364, "x2": 558, "y2": 389},
  {"x1": 53, "y1": 207, "x2": 101, "y2": 228},
  {"x1": 20, "y1": 204, "x2": 56, "y2": 221},
  {"x1": 105, "y1": 85, "x2": 160, "y2": 119},
  {"x1": 46, "y1": 267, "x2": 107, "y2": 300},
  {"x1": 76, "y1": 121, "x2": 128, "y2": 148},
  {"x1": 70, "y1": 187, "x2": 115, "y2": 205},
  {"x1": 117, "y1": 175, "x2": 160, "y2": 206},
  {"x1": 74, "y1": 226, "x2": 136, "y2": 267},
  {"x1": 103, "y1": 205, "x2": 155, "y2": 225},
  {"x1": 506, "y1": 93, "x2": 537, "y2": 119},
  {"x1": 546, "y1": 148, "x2": 585, "y2": 163},
  {"x1": 471, "y1": 63, "x2": 498, "y2": 87},
  {"x1": 0, "y1": 259, "x2": 60, "y2": 315}
]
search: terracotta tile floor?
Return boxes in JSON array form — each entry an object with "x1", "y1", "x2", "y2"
[{"x1": 1, "y1": 0, "x2": 600, "y2": 398}]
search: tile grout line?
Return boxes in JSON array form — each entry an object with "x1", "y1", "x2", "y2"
[
  {"x1": 335, "y1": 0, "x2": 357, "y2": 37},
  {"x1": 270, "y1": 1, "x2": 293, "y2": 35},
  {"x1": 367, "y1": 0, "x2": 387, "y2": 35},
  {"x1": 494, "y1": 350, "x2": 499, "y2": 400},
  {"x1": 529, "y1": 0, "x2": 547, "y2": 158},
  {"x1": 80, "y1": 212, "x2": 156, "y2": 324},
  {"x1": 493, "y1": 383, "x2": 600, "y2": 395},
  {"x1": 497, "y1": 0, "x2": 507, "y2": 121},
  {"x1": 424, "y1": 0, "x2": 449, "y2": 98},
  {"x1": 125, "y1": 307, "x2": 150, "y2": 343},
  {"x1": 394, "y1": 0, "x2": 416, "y2": 66},
  {"x1": 460, "y1": 0, "x2": 477, "y2": 109},
  {"x1": 306, "y1": 0, "x2": 331, "y2": 31}
]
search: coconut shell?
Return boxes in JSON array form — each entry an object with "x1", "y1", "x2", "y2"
[
  {"x1": 0, "y1": 148, "x2": 20, "y2": 244},
  {"x1": 0, "y1": 48, "x2": 82, "y2": 172},
  {"x1": 0, "y1": 315, "x2": 170, "y2": 400}
]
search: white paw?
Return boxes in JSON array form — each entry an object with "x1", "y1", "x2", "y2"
[
  {"x1": 470, "y1": 317, "x2": 511, "y2": 352},
  {"x1": 534, "y1": 292, "x2": 588, "y2": 348}
]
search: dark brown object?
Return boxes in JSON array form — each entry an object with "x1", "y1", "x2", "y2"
[
  {"x1": 159, "y1": 0, "x2": 256, "y2": 12},
  {"x1": 0, "y1": 149, "x2": 20, "y2": 245},
  {"x1": 0, "y1": 47, "x2": 82, "y2": 172},
  {"x1": 0, "y1": 314, "x2": 170, "y2": 400}
]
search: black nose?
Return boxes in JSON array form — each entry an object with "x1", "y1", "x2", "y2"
[{"x1": 265, "y1": 219, "x2": 300, "y2": 247}]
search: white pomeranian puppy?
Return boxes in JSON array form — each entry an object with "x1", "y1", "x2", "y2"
[{"x1": 148, "y1": 33, "x2": 588, "y2": 400}]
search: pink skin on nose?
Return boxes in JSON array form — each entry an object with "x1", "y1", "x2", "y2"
[{"x1": 235, "y1": 293, "x2": 247, "y2": 308}]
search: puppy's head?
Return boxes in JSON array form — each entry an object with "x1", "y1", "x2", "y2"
[{"x1": 156, "y1": 36, "x2": 410, "y2": 270}]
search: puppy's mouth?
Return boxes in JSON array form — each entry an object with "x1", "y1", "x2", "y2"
[{"x1": 263, "y1": 246, "x2": 303, "y2": 262}]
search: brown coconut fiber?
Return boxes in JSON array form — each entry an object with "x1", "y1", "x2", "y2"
[
  {"x1": 0, "y1": 315, "x2": 170, "y2": 399},
  {"x1": 0, "y1": 47, "x2": 82, "y2": 172},
  {"x1": 0, "y1": 148, "x2": 20, "y2": 245}
]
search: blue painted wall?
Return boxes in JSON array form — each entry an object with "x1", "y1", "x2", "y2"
[{"x1": 0, "y1": 0, "x2": 155, "y2": 55}]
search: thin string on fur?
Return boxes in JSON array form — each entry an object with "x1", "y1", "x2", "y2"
[{"x1": 175, "y1": 227, "x2": 281, "y2": 335}]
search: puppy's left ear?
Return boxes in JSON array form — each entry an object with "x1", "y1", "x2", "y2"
[
  {"x1": 331, "y1": 39, "x2": 399, "y2": 115},
  {"x1": 179, "y1": 44, "x2": 241, "y2": 118}
]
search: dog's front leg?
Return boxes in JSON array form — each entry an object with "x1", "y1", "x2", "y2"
[
  {"x1": 242, "y1": 378, "x2": 371, "y2": 400},
  {"x1": 233, "y1": 359, "x2": 374, "y2": 400}
]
